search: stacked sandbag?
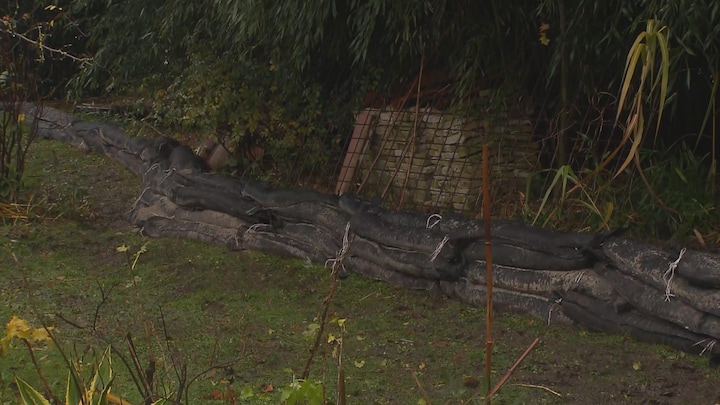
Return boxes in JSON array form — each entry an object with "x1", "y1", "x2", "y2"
[{"x1": 26, "y1": 104, "x2": 720, "y2": 358}]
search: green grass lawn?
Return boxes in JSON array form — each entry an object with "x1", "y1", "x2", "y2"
[{"x1": 1, "y1": 138, "x2": 718, "y2": 404}]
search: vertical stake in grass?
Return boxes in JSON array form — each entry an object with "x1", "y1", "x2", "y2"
[
  {"x1": 302, "y1": 223, "x2": 352, "y2": 389},
  {"x1": 482, "y1": 144, "x2": 494, "y2": 403}
]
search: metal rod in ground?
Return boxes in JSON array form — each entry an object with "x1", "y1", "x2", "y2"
[{"x1": 482, "y1": 144, "x2": 494, "y2": 403}]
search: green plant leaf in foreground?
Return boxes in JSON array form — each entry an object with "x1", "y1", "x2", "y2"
[
  {"x1": 65, "y1": 369, "x2": 83, "y2": 405},
  {"x1": 87, "y1": 346, "x2": 114, "y2": 405},
  {"x1": 15, "y1": 376, "x2": 51, "y2": 405}
]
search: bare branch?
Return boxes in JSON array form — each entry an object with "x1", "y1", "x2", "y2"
[{"x1": 1, "y1": 25, "x2": 92, "y2": 64}]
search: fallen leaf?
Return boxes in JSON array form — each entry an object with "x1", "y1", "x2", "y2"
[
  {"x1": 224, "y1": 388, "x2": 237, "y2": 402},
  {"x1": 354, "y1": 360, "x2": 365, "y2": 368},
  {"x1": 264, "y1": 383, "x2": 273, "y2": 392},
  {"x1": 202, "y1": 389, "x2": 223, "y2": 400},
  {"x1": 463, "y1": 375, "x2": 480, "y2": 388}
]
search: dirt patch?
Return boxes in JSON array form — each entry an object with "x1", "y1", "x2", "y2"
[{"x1": 1, "y1": 138, "x2": 719, "y2": 404}]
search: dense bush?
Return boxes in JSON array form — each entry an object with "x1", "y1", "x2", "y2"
[{"x1": 15, "y1": 0, "x2": 719, "y2": 236}]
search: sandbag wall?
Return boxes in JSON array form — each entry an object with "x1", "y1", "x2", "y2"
[{"x1": 27, "y1": 105, "x2": 720, "y2": 358}]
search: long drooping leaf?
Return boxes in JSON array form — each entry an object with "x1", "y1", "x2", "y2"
[
  {"x1": 616, "y1": 34, "x2": 647, "y2": 121},
  {"x1": 654, "y1": 29, "x2": 670, "y2": 138},
  {"x1": 612, "y1": 20, "x2": 672, "y2": 179}
]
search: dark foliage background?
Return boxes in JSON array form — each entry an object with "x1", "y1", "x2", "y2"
[{"x1": 4, "y1": 0, "x2": 719, "y2": 240}]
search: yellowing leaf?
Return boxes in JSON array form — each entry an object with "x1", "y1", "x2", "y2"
[
  {"x1": 354, "y1": 360, "x2": 365, "y2": 368},
  {"x1": 116, "y1": 244, "x2": 129, "y2": 253},
  {"x1": 30, "y1": 327, "x2": 52, "y2": 342},
  {"x1": 538, "y1": 23, "x2": 551, "y2": 45},
  {"x1": 337, "y1": 318, "x2": 346, "y2": 328},
  {"x1": 6, "y1": 316, "x2": 30, "y2": 336},
  {"x1": 302, "y1": 323, "x2": 320, "y2": 343},
  {"x1": 2, "y1": 316, "x2": 53, "y2": 356}
]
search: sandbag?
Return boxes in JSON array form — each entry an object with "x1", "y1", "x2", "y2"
[
  {"x1": 604, "y1": 239, "x2": 720, "y2": 318},
  {"x1": 465, "y1": 261, "x2": 616, "y2": 302},
  {"x1": 561, "y1": 291, "x2": 720, "y2": 356},
  {"x1": 439, "y1": 281, "x2": 572, "y2": 325}
]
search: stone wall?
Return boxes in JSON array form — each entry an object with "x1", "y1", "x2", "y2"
[{"x1": 355, "y1": 106, "x2": 538, "y2": 214}]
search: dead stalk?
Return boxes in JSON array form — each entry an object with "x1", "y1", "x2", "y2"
[
  {"x1": 482, "y1": 144, "x2": 494, "y2": 403},
  {"x1": 302, "y1": 224, "x2": 352, "y2": 381},
  {"x1": 486, "y1": 337, "x2": 541, "y2": 399},
  {"x1": 398, "y1": 47, "x2": 424, "y2": 209}
]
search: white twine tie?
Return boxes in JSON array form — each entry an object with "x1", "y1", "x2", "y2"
[
  {"x1": 429, "y1": 235, "x2": 450, "y2": 262},
  {"x1": 426, "y1": 214, "x2": 442, "y2": 229},
  {"x1": 663, "y1": 247, "x2": 686, "y2": 302}
]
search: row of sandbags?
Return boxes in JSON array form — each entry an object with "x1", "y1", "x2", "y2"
[{"x1": 26, "y1": 104, "x2": 720, "y2": 358}]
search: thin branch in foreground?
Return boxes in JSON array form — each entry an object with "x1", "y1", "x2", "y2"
[
  {"x1": 302, "y1": 222, "x2": 352, "y2": 380},
  {"x1": 486, "y1": 337, "x2": 541, "y2": 399},
  {"x1": 412, "y1": 372, "x2": 431, "y2": 405},
  {"x1": 511, "y1": 383, "x2": 562, "y2": 397},
  {"x1": 1, "y1": 27, "x2": 92, "y2": 64},
  {"x1": 21, "y1": 338, "x2": 61, "y2": 404},
  {"x1": 126, "y1": 333, "x2": 154, "y2": 405}
]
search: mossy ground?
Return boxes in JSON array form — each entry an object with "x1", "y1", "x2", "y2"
[{"x1": 1, "y1": 138, "x2": 718, "y2": 404}]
